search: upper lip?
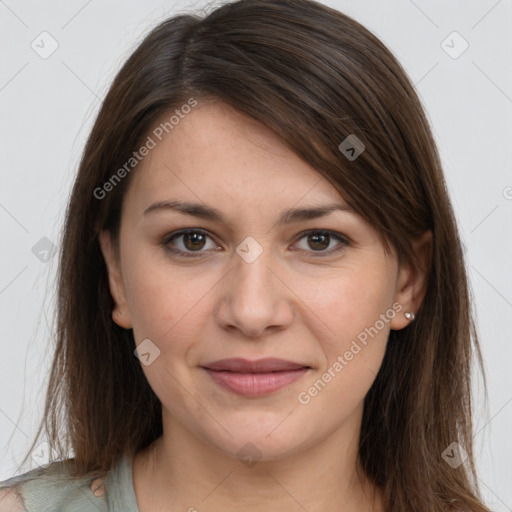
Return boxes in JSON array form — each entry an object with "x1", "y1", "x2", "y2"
[{"x1": 202, "y1": 358, "x2": 310, "y2": 373}]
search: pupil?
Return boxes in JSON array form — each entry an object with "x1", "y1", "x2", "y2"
[
  {"x1": 185, "y1": 233, "x2": 205, "y2": 250},
  {"x1": 310, "y1": 234, "x2": 329, "y2": 250},
  {"x1": 181, "y1": 233, "x2": 330, "y2": 252}
]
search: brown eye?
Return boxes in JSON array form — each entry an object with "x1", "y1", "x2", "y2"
[
  {"x1": 163, "y1": 229, "x2": 219, "y2": 257},
  {"x1": 307, "y1": 233, "x2": 330, "y2": 251},
  {"x1": 294, "y1": 230, "x2": 349, "y2": 256},
  {"x1": 182, "y1": 232, "x2": 207, "y2": 251}
]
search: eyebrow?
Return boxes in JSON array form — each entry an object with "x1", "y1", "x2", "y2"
[{"x1": 142, "y1": 200, "x2": 354, "y2": 226}]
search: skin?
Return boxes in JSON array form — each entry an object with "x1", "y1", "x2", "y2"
[{"x1": 99, "y1": 99, "x2": 432, "y2": 512}]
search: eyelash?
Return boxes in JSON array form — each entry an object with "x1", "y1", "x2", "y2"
[{"x1": 160, "y1": 228, "x2": 350, "y2": 259}]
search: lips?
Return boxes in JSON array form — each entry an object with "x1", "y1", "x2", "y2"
[
  {"x1": 201, "y1": 358, "x2": 311, "y2": 397},
  {"x1": 202, "y1": 357, "x2": 309, "y2": 373}
]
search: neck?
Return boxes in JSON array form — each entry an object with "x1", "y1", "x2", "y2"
[{"x1": 132, "y1": 409, "x2": 384, "y2": 512}]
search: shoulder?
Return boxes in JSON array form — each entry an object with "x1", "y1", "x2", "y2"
[
  {"x1": 0, "y1": 461, "x2": 108, "y2": 512},
  {"x1": 0, "y1": 486, "x2": 25, "y2": 512}
]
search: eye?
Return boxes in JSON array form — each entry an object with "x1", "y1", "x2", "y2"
[
  {"x1": 162, "y1": 229, "x2": 220, "y2": 258},
  {"x1": 293, "y1": 229, "x2": 349, "y2": 256},
  {"x1": 161, "y1": 228, "x2": 349, "y2": 259}
]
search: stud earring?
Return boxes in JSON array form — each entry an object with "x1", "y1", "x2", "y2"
[{"x1": 404, "y1": 312, "x2": 415, "y2": 321}]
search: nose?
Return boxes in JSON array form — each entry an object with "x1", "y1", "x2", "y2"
[{"x1": 214, "y1": 241, "x2": 294, "y2": 339}]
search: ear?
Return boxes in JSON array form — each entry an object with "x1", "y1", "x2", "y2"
[
  {"x1": 390, "y1": 230, "x2": 432, "y2": 330},
  {"x1": 98, "y1": 230, "x2": 133, "y2": 329}
]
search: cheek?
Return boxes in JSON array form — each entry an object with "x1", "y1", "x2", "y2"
[
  {"x1": 296, "y1": 276, "x2": 392, "y2": 422},
  {"x1": 300, "y1": 259, "x2": 396, "y2": 399},
  {"x1": 306, "y1": 262, "x2": 396, "y2": 340},
  {"x1": 122, "y1": 250, "x2": 217, "y2": 349}
]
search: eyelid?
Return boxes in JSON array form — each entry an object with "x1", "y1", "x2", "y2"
[
  {"x1": 161, "y1": 228, "x2": 350, "y2": 258},
  {"x1": 296, "y1": 228, "x2": 350, "y2": 243},
  {"x1": 161, "y1": 228, "x2": 220, "y2": 257}
]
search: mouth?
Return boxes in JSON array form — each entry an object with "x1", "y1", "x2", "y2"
[{"x1": 201, "y1": 358, "x2": 311, "y2": 397}]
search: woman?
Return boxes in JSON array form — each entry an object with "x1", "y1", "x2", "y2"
[{"x1": 0, "y1": 0, "x2": 491, "y2": 510}]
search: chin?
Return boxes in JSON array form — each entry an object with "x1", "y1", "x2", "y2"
[{"x1": 204, "y1": 420, "x2": 309, "y2": 463}]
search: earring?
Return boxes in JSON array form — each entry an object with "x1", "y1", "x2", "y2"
[{"x1": 404, "y1": 312, "x2": 415, "y2": 321}]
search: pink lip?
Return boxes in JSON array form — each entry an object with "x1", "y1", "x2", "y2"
[
  {"x1": 201, "y1": 358, "x2": 310, "y2": 397},
  {"x1": 202, "y1": 357, "x2": 309, "y2": 373}
]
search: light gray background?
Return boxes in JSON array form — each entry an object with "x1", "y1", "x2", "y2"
[{"x1": 1, "y1": 0, "x2": 511, "y2": 509}]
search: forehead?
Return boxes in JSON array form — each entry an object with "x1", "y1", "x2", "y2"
[{"x1": 123, "y1": 100, "x2": 347, "y2": 219}]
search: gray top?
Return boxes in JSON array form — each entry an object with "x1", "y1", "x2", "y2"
[{"x1": 0, "y1": 453, "x2": 139, "y2": 511}]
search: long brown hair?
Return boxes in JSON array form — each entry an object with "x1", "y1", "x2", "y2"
[{"x1": 14, "y1": 0, "x2": 489, "y2": 510}]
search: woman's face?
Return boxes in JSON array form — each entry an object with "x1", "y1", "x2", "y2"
[{"x1": 100, "y1": 100, "x2": 419, "y2": 461}]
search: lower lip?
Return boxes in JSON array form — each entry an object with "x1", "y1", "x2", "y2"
[{"x1": 203, "y1": 368, "x2": 309, "y2": 397}]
